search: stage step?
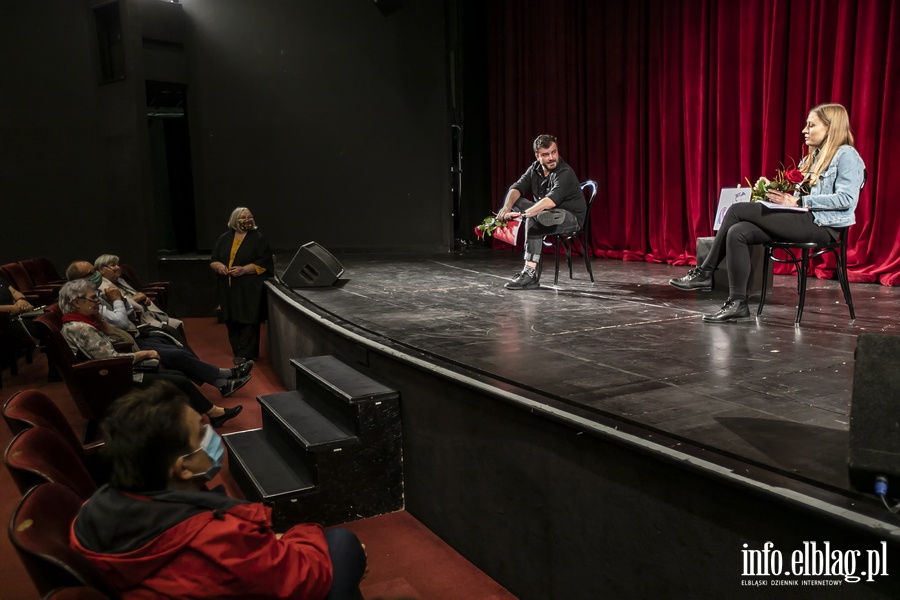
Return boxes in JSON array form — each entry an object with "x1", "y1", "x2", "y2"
[
  {"x1": 224, "y1": 355, "x2": 404, "y2": 529},
  {"x1": 223, "y1": 428, "x2": 316, "y2": 501},
  {"x1": 291, "y1": 355, "x2": 399, "y2": 405},
  {"x1": 260, "y1": 390, "x2": 359, "y2": 451}
]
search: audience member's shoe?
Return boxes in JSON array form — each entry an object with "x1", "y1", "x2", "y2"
[
  {"x1": 233, "y1": 356, "x2": 248, "y2": 366},
  {"x1": 669, "y1": 267, "x2": 713, "y2": 291},
  {"x1": 505, "y1": 267, "x2": 540, "y2": 290},
  {"x1": 535, "y1": 211, "x2": 566, "y2": 227},
  {"x1": 231, "y1": 360, "x2": 254, "y2": 379},
  {"x1": 218, "y1": 374, "x2": 251, "y2": 397},
  {"x1": 209, "y1": 405, "x2": 243, "y2": 428},
  {"x1": 702, "y1": 298, "x2": 752, "y2": 323}
]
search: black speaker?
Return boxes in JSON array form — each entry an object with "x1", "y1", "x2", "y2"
[
  {"x1": 281, "y1": 242, "x2": 344, "y2": 288},
  {"x1": 847, "y1": 333, "x2": 900, "y2": 492}
]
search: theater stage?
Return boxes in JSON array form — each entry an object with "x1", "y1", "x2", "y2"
[
  {"x1": 265, "y1": 248, "x2": 900, "y2": 597},
  {"x1": 273, "y1": 248, "x2": 897, "y2": 490}
]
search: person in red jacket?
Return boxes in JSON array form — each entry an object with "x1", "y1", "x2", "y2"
[{"x1": 70, "y1": 381, "x2": 367, "y2": 599}]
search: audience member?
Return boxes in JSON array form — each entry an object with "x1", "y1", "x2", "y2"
[
  {"x1": 210, "y1": 207, "x2": 274, "y2": 365},
  {"x1": 0, "y1": 273, "x2": 39, "y2": 344},
  {"x1": 71, "y1": 381, "x2": 368, "y2": 599},
  {"x1": 94, "y1": 254, "x2": 184, "y2": 334},
  {"x1": 66, "y1": 260, "x2": 252, "y2": 397},
  {"x1": 58, "y1": 279, "x2": 242, "y2": 428}
]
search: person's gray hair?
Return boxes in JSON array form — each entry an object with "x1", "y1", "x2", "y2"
[
  {"x1": 94, "y1": 254, "x2": 120, "y2": 270},
  {"x1": 58, "y1": 279, "x2": 96, "y2": 314},
  {"x1": 226, "y1": 206, "x2": 257, "y2": 231}
]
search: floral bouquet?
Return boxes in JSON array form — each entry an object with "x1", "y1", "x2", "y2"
[
  {"x1": 474, "y1": 214, "x2": 520, "y2": 246},
  {"x1": 474, "y1": 214, "x2": 509, "y2": 240},
  {"x1": 745, "y1": 163, "x2": 811, "y2": 202}
]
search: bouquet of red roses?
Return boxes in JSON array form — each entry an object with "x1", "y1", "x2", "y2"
[
  {"x1": 474, "y1": 213, "x2": 520, "y2": 246},
  {"x1": 474, "y1": 214, "x2": 510, "y2": 240},
  {"x1": 745, "y1": 163, "x2": 811, "y2": 202}
]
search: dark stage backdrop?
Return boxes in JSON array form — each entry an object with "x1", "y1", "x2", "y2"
[
  {"x1": 181, "y1": 0, "x2": 452, "y2": 254},
  {"x1": 488, "y1": 0, "x2": 899, "y2": 285}
]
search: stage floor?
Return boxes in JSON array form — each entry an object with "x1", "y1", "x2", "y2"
[{"x1": 275, "y1": 248, "x2": 898, "y2": 495}]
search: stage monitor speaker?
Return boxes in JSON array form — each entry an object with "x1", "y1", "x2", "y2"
[
  {"x1": 281, "y1": 242, "x2": 344, "y2": 288},
  {"x1": 847, "y1": 333, "x2": 900, "y2": 493}
]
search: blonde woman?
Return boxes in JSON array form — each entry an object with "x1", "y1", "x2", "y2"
[{"x1": 670, "y1": 103, "x2": 865, "y2": 322}]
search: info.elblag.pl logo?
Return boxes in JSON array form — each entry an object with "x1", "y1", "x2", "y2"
[{"x1": 741, "y1": 541, "x2": 889, "y2": 586}]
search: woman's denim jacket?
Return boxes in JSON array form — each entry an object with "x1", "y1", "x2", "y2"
[{"x1": 799, "y1": 145, "x2": 866, "y2": 228}]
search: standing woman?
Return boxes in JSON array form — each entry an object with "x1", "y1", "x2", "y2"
[
  {"x1": 669, "y1": 103, "x2": 865, "y2": 322},
  {"x1": 211, "y1": 207, "x2": 274, "y2": 365}
]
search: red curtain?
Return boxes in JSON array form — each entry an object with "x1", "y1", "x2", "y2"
[{"x1": 488, "y1": 0, "x2": 900, "y2": 284}]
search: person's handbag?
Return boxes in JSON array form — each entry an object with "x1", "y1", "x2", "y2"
[{"x1": 492, "y1": 220, "x2": 520, "y2": 247}]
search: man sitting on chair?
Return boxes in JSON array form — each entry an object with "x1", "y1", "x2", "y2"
[{"x1": 496, "y1": 134, "x2": 586, "y2": 290}]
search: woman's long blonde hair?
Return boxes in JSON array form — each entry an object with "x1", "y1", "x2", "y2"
[{"x1": 801, "y1": 103, "x2": 855, "y2": 186}]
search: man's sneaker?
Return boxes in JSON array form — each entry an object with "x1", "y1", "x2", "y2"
[
  {"x1": 231, "y1": 360, "x2": 254, "y2": 379},
  {"x1": 669, "y1": 267, "x2": 713, "y2": 291},
  {"x1": 535, "y1": 210, "x2": 567, "y2": 227},
  {"x1": 219, "y1": 375, "x2": 251, "y2": 397},
  {"x1": 505, "y1": 268, "x2": 540, "y2": 290}
]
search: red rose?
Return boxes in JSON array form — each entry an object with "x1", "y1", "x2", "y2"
[
  {"x1": 474, "y1": 225, "x2": 484, "y2": 240},
  {"x1": 784, "y1": 169, "x2": 805, "y2": 185}
]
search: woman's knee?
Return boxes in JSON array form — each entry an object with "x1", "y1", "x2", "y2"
[{"x1": 726, "y1": 222, "x2": 765, "y2": 248}]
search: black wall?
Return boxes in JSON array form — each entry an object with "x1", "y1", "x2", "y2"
[
  {"x1": 181, "y1": 0, "x2": 452, "y2": 254},
  {"x1": 0, "y1": 0, "x2": 454, "y2": 279},
  {"x1": 0, "y1": 0, "x2": 153, "y2": 275}
]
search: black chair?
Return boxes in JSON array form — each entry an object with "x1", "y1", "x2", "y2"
[
  {"x1": 757, "y1": 171, "x2": 866, "y2": 325},
  {"x1": 538, "y1": 180, "x2": 599, "y2": 285}
]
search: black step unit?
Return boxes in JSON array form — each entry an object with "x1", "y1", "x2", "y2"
[
  {"x1": 223, "y1": 428, "x2": 316, "y2": 502},
  {"x1": 225, "y1": 356, "x2": 404, "y2": 529}
]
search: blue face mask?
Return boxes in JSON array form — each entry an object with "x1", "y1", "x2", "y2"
[{"x1": 181, "y1": 424, "x2": 225, "y2": 481}]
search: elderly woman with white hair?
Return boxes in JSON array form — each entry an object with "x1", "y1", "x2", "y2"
[
  {"x1": 93, "y1": 253, "x2": 184, "y2": 335},
  {"x1": 58, "y1": 279, "x2": 243, "y2": 428},
  {"x1": 210, "y1": 206, "x2": 273, "y2": 365}
]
